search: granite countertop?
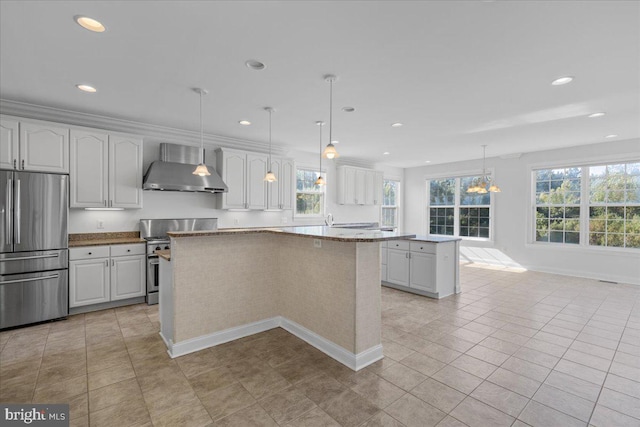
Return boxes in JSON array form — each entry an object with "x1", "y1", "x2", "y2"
[
  {"x1": 155, "y1": 249, "x2": 171, "y2": 261},
  {"x1": 168, "y1": 226, "x2": 416, "y2": 242},
  {"x1": 410, "y1": 235, "x2": 462, "y2": 243},
  {"x1": 69, "y1": 232, "x2": 145, "y2": 247}
]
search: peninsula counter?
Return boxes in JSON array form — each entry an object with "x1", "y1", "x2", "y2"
[{"x1": 159, "y1": 226, "x2": 415, "y2": 371}]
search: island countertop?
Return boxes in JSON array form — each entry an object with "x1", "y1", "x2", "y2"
[
  {"x1": 409, "y1": 235, "x2": 462, "y2": 243},
  {"x1": 167, "y1": 226, "x2": 416, "y2": 242}
]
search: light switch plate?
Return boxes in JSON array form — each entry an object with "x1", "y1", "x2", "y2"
[{"x1": 313, "y1": 239, "x2": 322, "y2": 248}]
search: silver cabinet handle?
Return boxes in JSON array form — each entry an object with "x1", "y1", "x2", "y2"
[
  {"x1": 149, "y1": 259, "x2": 159, "y2": 266},
  {"x1": 15, "y1": 179, "x2": 20, "y2": 244},
  {"x1": 0, "y1": 253, "x2": 59, "y2": 262},
  {"x1": 5, "y1": 178, "x2": 12, "y2": 245},
  {"x1": 1, "y1": 273, "x2": 59, "y2": 285}
]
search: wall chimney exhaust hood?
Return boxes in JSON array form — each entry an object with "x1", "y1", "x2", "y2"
[{"x1": 143, "y1": 143, "x2": 228, "y2": 193}]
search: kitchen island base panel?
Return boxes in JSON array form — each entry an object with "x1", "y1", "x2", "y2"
[
  {"x1": 160, "y1": 314, "x2": 383, "y2": 371},
  {"x1": 161, "y1": 232, "x2": 390, "y2": 371}
]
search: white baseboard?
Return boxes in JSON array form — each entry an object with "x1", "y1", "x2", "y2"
[
  {"x1": 167, "y1": 317, "x2": 280, "y2": 358},
  {"x1": 165, "y1": 316, "x2": 383, "y2": 371}
]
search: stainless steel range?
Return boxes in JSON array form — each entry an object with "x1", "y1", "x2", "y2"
[{"x1": 140, "y1": 218, "x2": 217, "y2": 305}]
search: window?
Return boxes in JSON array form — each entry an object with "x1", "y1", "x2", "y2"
[
  {"x1": 427, "y1": 175, "x2": 492, "y2": 239},
  {"x1": 532, "y1": 161, "x2": 640, "y2": 249},
  {"x1": 295, "y1": 168, "x2": 324, "y2": 216},
  {"x1": 382, "y1": 179, "x2": 400, "y2": 228}
]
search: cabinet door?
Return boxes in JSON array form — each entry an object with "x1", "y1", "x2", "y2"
[
  {"x1": 409, "y1": 252, "x2": 437, "y2": 293},
  {"x1": 69, "y1": 258, "x2": 110, "y2": 307},
  {"x1": 111, "y1": 255, "x2": 146, "y2": 300},
  {"x1": 220, "y1": 150, "x2": 247, "y2": 209},
  {"x1": 373, "y1": 171, "x2": 384, "y2": 206},
  {"x1": 0, "y1": 118, "x2": 18, "y2": 170},
  {"x1": 246, "y1": 153, "x2": 268, "y2": 209},
  {"x1": 266, "y1": 157, "x2": 282, "y2": 210},
  {"x1": 355, "y1": 169, "x2": 366, "y2": 205},
  {"x1": 20, "y1": 121, "x2": 69, "y2": 173},
  {"x1": 280, "y1": 158, "x2": 295, "y2": 210},
  {"x1": 70, "y1": 130, "x2": 109, "y2": 208},
  {"x1": 364, "y1": 170, "x2": 375, "y2": 205},
  {"x1": 386, "y1": 248, "x2": 410, "y2": 287},
  {"x1": 109, "y1": 136, "x2": 143, "y2": 208},
  {"x1": 344, "y1": 167, "x2": 357, "y2": 205}
]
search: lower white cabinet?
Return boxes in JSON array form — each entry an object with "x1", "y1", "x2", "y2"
[
  {"x1": 382, "y1": 240, "x2": 458, "y2": 298},
  {"x1": 70, "y1": 244, "x2": 145, "y2": 308}
]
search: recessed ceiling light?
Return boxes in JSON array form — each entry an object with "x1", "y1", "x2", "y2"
[
  {"x1": 551, "y1": 76, "x2": 574, "y2": 86},
  {"x1": 74, "y1": 15, "x2": 106, "y2": 32},
  {"x1": 588, "y1": 112, "x2": 606, "y2": 118},
  {"x1": 342, "y1": 107, "x2": 355, "y2": 112},
  {"x1": 331, "y1": 140, "x2": 339, "y2": 144},
  {"x1": 245, "y1": 60, "x2": 265, "y2": 70},
  {"x1": 605, "y1": 134, "x2": 618, "y2": 138},
  {"x1": 238, "y1": 120, "x2": 251, "y2": 126},
  {"x1": 76, "y1": 84, "x2": 97, "y2": 93},
  {"x1": 425, "y1": 160, "x2": 431, "y2": 163},
  {"x1": 383, "y1": 152, "x2": 390, "y2": 155},
  {"x1": 391, "y1": 122, "x2": 403, "y2": 127}
]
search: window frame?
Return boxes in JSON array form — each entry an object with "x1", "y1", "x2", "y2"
[
  {"x1": 294, "y1": 165, "x2": 326, "y2": 218},
  {"x1": 528, "y1": 156, "x2": 640, "y2": 252},
  {"x1": 381, "y1": 178, "x2": 401, "y2": 230},
  {"x1": 425, "y1": 170, "x2": 496, "y2": 242}
]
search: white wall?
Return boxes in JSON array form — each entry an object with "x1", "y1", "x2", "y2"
[
  {"x1": 404, "y1": 138, "x2": 640, "y2": 285},
  {"x1": 69, "y1": 141, "x2": 403, "y2": 232}
]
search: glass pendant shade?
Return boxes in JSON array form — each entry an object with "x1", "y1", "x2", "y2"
[
  {"x1": 322, "y1": 143, "x2": 339, "y2": 159},
  {"x1": 193, "y1": 163, "x2": 211, "y2": 176},
  {"x1": 264, "y1": 171, "x2": 277, "y2": 182},
  {"x1": 323, "y1": 75, "x2": 339, "y2": 160},
  {"x1": 316, "y1": 121, "x2": 325, "y2": 186},
  {"x1": 314, "y1": 175, "x2": 326, "y2": 186},
  {"x1": 467, "y1": 145, "x2": 500, "y2": 194}
]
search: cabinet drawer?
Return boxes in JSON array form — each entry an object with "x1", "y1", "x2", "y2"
[
  {"x1": 70, "y1": 246, "x2": 110, "y2": 260},
  {"x1": 111, "y1": 244, "x2": 145, "y2": 257},
  {"x1": 388, "y1": 240, "x2": 410, "y2": 251},
  {"x1": 410, "y1": 242, "x2": 436, "y2": 254}
]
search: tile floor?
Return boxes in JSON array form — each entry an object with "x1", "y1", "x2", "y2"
[{"x1": 1, "y1": 264, "x2": 640, "y2": 426}]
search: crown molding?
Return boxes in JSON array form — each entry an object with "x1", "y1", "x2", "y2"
[{"x1": 0, "y1": 98, "x2": 288, "y2": 156}]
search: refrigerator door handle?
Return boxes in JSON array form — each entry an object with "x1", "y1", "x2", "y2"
[
  {"x1": 0, "y1": 253, "x2": 60, "y2": 262},
  {"x1": 0, "y1": 273, "x2": 59, "y2": 285},
  {"x1": 5, "y1": 178, "x2": 12, "y2": 245},
  {"x1": 15, "y1": 179, "x2": 20, "y2": 244}
]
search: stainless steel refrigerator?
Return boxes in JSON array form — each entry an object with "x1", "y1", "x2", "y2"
[{"x1": 0, "y1": 171, "x2": 68, "y2": 329}]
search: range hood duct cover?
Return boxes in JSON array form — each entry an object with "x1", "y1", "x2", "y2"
[{"x1": 143, "y1": 143, "x2": 228, "y2": 193}]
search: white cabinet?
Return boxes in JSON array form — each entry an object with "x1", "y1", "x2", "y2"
[
  {"x1": 69, "y1": 244, "x2": 145, "y2": 308},
  {"x1": 382, "y1": 239, "x2": 459, "y2": 298},
  {"x1": 70, "y1": 130, "x2": 143, "y2": 208},
  {"x1": 381, "y1": 242, "x2": 388, "y2": 282},
  {"x1": 337, "y1": 165, "x2": 384, "y2": 205},
  {"x1": 216, "y1": 148, "x2": 273, "y2": 210},
  {"x1": 1, "y1": 116, "x2": 69, "y2": 173},
  {"x1": 267, "y1": 157, "x2": 295, "y2": 210}
]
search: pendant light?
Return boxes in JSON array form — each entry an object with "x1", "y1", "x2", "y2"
[
  {"x1": 192, "y1": 88, "x2": 211, "y2": 176},
  {"x1": 467, "y1": 145, "x2": 501, "y2": 193},
  {"x1": 322, "y1": 75, "x2": 340, "y2": 159},
  {"x1": 263, "y1": 107, "x2": 277, "y2": 182},
  {"x1": 314, "y1": 121, "x2": 326, "y2": 186}
]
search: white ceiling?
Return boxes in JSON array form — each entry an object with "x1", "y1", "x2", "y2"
[{"x1": 1, "y1": 1, "x2": 638, "y2": 167}]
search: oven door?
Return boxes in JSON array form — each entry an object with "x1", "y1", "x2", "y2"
[{"x1": 147, "y1": 255, "x2": 160, "y2": 304}]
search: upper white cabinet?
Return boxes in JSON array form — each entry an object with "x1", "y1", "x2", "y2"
[
  {"x1": 337, "y1": 165, "x2": 384, "y2": 205},
  {"x1": 217, "y1": 148, "x2": 286, "y2": 210},
  {"x1": 70, "y1": 129, "x2": 143, "y2": 208},
  {"x1": 1, "y1": 116, "x2": 69, "y2": 173},
  {"x1": 267, "y1": 157, "x2": 295, "y2": 210}
]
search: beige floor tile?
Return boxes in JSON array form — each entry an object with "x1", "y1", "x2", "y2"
[
  {"x1": 431, "y1": 365, "x2": 483, "y2": 395},
  {"x1": 385, "y1": 393, "x2": 446, "y2": 427},
  {"x1": 562, "y1": 349, "x2": 611, "y2": 372},
  {"x1": 319, "y1": 388, "x2": 380, "y2": 427},
  {"x1": 89, "y1": 396, "x2": 151, "y2": 427},
  {"x1": 486, "y1": 368, "x2": 541, "y2": 398},
  {"x1": 470, "y1": 381, "x2": 529, "y2": 417},
  {"x1": 351, "y1": 376, "x2": 406, "y2": 409},
  {"x1": 435, "y1": 415, "x2": 468, "y2": 427},
  {"x1": 501, "y1": 356, "x2": 550, "y2": 382},
  {"x1": 149, "y1": 399, "x2": 213, "y2": 427},
  {"x1": 610, "y1": 360, "x2": 640, "y2": 382},
  {"x1": 614, "y1": 351, "x2": 640, "y2": 369},
  {"x1": 518, "y1": 400, "x2": 585, "y2": 427},
  {"x1": 603, "y1": 374, "x2": 640, "y2": 400},
  {"x1": 399, "y1": 352, "x2": 446, "y2": 376},
  {"x1": 418, "y1": 341, "x2": 462, "y2": 364},
  {"x1": 532, "y1": 384, "x2": 594, "y2": 422},
  {"x1": 88, "y1": 377, "x2": 143, "y2": 412},
  {"x1": 199, "y1": 382, "x2": 256, "y2": 421},
  {"x1": 360, "y1": 411, "x2": 404, "y2": 427},
  {"x1": 188, "y1": 365, "x2": 237, "y2": 396},
  {"x1": 382, "y1": 340, "x2": 415, "y2": 361},
  {"x1": 465, "y1": 344, "x2": 510, "y2": 366},
  {"x1": 259, "y1": 386, "x2": 317, "y2": 424},
  {"x1": 378, "y1": 363, "x2": 428, "y2": 391},
  {"x1": 554, "y1": 360, "x2": 607, "y2": 385},
  {"x1": 590, "y1": 404, "x2": 640, "y2": 427},
  {"x1": 284, "y1": 406, "x2": 341, "y2": 427},
  {"x1": 32, "y1": 374, "x2": 87, "y2": 403},
  {"x1": 597, "y1": 387, "x2": 640, "y2": 419},
  {"x1": 88, "y1": 360, "x2": 135, "y2": 391},
  {"x1": 295, "y1": 373, "x2": 348, "y2": 405},
  {"x1": 239, "y1": 366, "x2": 292, "y2": 400},
  {"x1": 450, "y1": 354, "x2": 497, "y2": 379},
  {"x1": 450, "y1": 396, "x2": 515, "y2": 427},
  {"x1": 410, "y1": 378, "x2": 466, "y2": 413},
  {"x1": 543, "y1": 370, "x2": 601, "y2": 402},
  {"x1": 569, "y1": 340, "x2": 615, "y2": 360},
  {"x1": 514, "y1": 346, "x2": 560, "y2": 369}
]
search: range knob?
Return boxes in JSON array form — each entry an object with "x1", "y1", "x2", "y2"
[
  {"x1": 155, "y1": 246, "x2": 161, "y2": 251},
  {"x1": 164, "y1": 246, "x2": 170, "y2": 250}
]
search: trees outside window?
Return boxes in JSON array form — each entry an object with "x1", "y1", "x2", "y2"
[
  {"x1": 296, "y1": 168, "x2": 324, "y2": 216},
  {"x1": 382, "y1": 179, "x2": 400, "y2": 228}
]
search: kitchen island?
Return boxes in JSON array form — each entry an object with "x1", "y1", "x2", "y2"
[{"x1": 158, "y1": 226, "x2": 415, "y2": 371}]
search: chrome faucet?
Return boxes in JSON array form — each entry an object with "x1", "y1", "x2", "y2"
[{"x1": 325, "y1": 213, "x2": 334, "y2": 226}]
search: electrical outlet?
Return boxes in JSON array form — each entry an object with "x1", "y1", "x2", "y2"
[
  {"x1": 313, "y1": 239, "x2": 322, "y2": 248},
  {"x1": 97, "y1": 220, "x2": 104, "y2": 229},
  {"x1": 234, "y1": 218, "x2": 240, "y2": 226}
]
